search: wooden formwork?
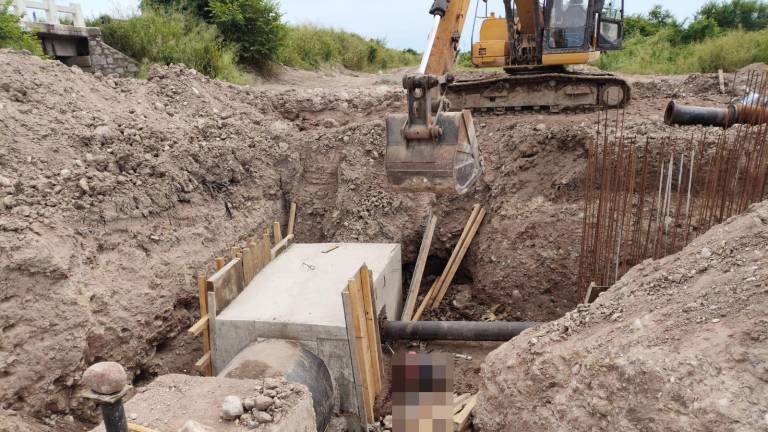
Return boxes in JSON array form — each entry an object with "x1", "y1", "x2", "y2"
[
  {"x1": 342, "y1": 264, "x2": 384, "y2": 424},
  {"x1": 187, "y1": 204, "x2": 297, "y2": 375}
]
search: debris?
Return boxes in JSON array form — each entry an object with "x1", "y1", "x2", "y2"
[
  {"x1": 321, "y1": 245, "x2": 339, "y2": 254},
  {"x1": 220, "y1": 395, "x2": 244, "y2": 420},
  {"x1": 177, "y1": 420, "x2": 214, "y2": 432}
]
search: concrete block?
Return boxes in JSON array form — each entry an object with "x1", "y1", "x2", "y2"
[{"x1": 214, "y1": 243, "x2": 402, "y2": 414}]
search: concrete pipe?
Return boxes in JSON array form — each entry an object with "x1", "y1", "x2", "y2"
[
  {"x1": 381, "y1": 320, "x2": 539, "y2": 342},
  {"x1": 220, "y1": 339, "x2": 335, "y2": 432}
]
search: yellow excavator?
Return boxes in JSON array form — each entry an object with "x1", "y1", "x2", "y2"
[{"x1": 385, "y1": 0, "x2": 630, "y2": 194}]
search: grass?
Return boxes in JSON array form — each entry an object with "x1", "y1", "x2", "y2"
[
  {"x1": 597, "y1": 28, "x2": 768, "y2": 74},
  {"x1": 99, "y1": 8, "x2": 248, "y2": 83},
  {"x1": 277, "y1": 24, "x2": 420, "y2": 72}
]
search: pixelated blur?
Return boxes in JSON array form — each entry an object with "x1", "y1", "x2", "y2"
[{"x1": 391, "y1": 352, "x2": 453, "y2": 432}]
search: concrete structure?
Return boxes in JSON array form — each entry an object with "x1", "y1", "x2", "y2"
[
  {"x1": 13, "y1": 0, "x2": 85, "y2": 27},
  {"x1": 12, "y1": 1, "x2": 139, "y2": 77},
  {"x1": 211, "y1": 243, "x2": 403, "y2": 417}
]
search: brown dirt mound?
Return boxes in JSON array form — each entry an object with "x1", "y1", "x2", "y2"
[
  {"x1": 0, "y1": 48, "x2": 725, "y2": 431},
  {"x1": 475, "y1": 201, "x2": 768, "y2": 431}
]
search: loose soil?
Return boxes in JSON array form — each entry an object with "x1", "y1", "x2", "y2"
[{"x1": 0, "y1": 48, "x2": 762, "y2": 430}]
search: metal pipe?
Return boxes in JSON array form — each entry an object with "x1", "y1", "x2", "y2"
[
  {"x1": 381, "y1": 321, "x2": 539, "y2": 342},
  {"x1": 665, "y1": 100, "x2": 768, "y2": 128},
  {"x1": 664, "y1": 100, "x2": 736, "y2": 128}
]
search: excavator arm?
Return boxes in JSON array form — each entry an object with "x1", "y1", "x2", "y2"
[{"x1": 385, "y1": 0, "x2": 481, "y2": 194}]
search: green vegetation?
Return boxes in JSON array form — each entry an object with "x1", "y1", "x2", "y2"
[
  {"x1": 0, "y1": 1, "x2": 44, "y2": 55},
  {"x1": 277, "y1": 25, "x2": 420, "y2": 72},
  {"x1": 598, "y1": 1, "x2": 768, "y2": 74},
  {"x1": 208, "y1": 0, "x2": 285, "y2": 69},
  {"x1": 100, "y1": 7, "x2": 246, "y2": 82},
  {"x1": 90, "y1": 0, "x2": 419, "y2": 82}
]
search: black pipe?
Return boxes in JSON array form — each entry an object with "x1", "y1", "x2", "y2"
[
  {"x1": 664, "y1": 100, "x2": 736, "y2": 128},
  {"x1": 381, "y1": 321, "x2": 539, "y2": 341},
  {"x1": 100, "y1": 401, "x2": 128, "y2": 432}
]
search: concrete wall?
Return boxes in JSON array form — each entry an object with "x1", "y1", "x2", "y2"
[{"x1": 87, "y1": 30, "x2": 139, "y2": 77}]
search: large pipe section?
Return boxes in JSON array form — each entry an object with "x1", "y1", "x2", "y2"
[
  {"x1": 381, "y1": 320, "x2": 539, "y2": 342},
  {"x1": 665, "y1": 100, "x2": 768, "y2": 128}
]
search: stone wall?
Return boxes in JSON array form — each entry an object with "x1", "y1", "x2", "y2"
[
  {"x1": 86, "y1": 30, "x2": 139, "y2": 77},
  {"x1": 28, "y1": 23, "x2": 139, "y2": 78}
]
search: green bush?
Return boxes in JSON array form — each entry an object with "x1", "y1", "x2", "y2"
[
  {"x1": 278, "y1": 24, "x2": 420, "y2": 72},
  {"x1": 597, "y1": 28, "x2": 768, "y2": 74},
  {"x1": 208, "y1": 0, "x2": 285, "y2": 70},
  {"x1": 100, "y1": 8, "x2": 246, "y2": 82},
  {"x1": 0, "y1": 1, "x2": 44, "y2": 55}
]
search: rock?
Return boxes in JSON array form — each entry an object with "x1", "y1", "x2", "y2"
[
  {"x1": 128, "y1": 413, "x2": 138, "y2": 420},
  {"x1": 178, "y1": 420, "x2": 214, "y2": 432},
  {"x1": 699, "y1": 247, "x2": 712, "y2": 258},
  {"x1": 535, "y1": 123, "x2": 546, "y2": 131},
  {"x1": 383, "y1": 414, "x2": 393, "y2": 428},
  {"x1": 243, "y1": 397, "x2": 255, "y2": 411},
  {"x1": 263, "y1": 389, "x2": 277, "y2": 398},
  {"x1": 254, "y1": 411, "x2": 273, "y2": 423},
  {"x1": 452, "y1": 285, "x2": 473, "y2": 309},
  {"x1": 322, "y1": 118, "x2": 339, "y2": 128},
  {"x1": 264, "y1": 378, "x2": 281, "y2": 389},
  {"x1": 0, "y1": 176, "x2": 12, "y2": 187},
  {"x1": 94, "y1": 125, "x2": 114, "y2": 143},
  {"x1": 82, "y1": 362, "x2": 127, "y2": 395},
  {"x1": 60, "y1": 169, "x2": 71, "y2": 179},
  {"x1": 221, "y1": 395, "x2": 244, "y2": 420},
  {"x1": 78, "y1": 178, "x2": 90, "y2": 194},
  {"x1": 254, "y1": 395, "x2": 274, "y2": 410},
  {"x1": 2, "y1": 195, "x2": 17, "y2": 209}
]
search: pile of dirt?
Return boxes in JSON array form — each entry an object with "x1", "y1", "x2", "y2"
[
  {"x1": 0, "y1": 47, "x2": 734, "y2": 431},
  {"x1": 475, "y1": 201, "x2": 768, "y2": 431}
]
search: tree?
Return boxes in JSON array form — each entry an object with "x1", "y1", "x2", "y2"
[
  {"x1": 681, "y1": 17, "x2": 721, "y2": 43},
  {"x1": 0, "y1": 1, "x2": 44, "y2": 55},
  {"x1": 697, "y1": 0, "x2": 768, "y2": 31},
  {"x1": 208, "y1": 0, "x2": 285, "y2": 69},
  {"x1": 141, "y1": 0, "x2": 212, "y2": 20}
]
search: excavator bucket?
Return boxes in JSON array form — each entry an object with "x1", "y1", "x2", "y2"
[{"x1": 385, "y1": 109, "x2": 481, "y2": 194}]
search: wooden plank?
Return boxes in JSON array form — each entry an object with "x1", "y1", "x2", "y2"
[
  {"x1": 453, "y1": 394, "x2": 477, "y2": 431},
  {"x1": 271, "y1": 234, "x2": 294, "y2": 258},
  {"x1": 194, "y1": 351, "x2": 211, "y2": 373},
  {"x1": 207, "y1": 258, "x2": 244, "y2": 314},
  {"x1": 262, "y1": 231, "x2": 272, "y2": 265},
  {"x1": 432, "y1": 207, "x2": 486, "y2": 308},
  {"x1": 453, "y1": 393, "x2": 472, "y2": 414},
  {"x1": 214, "y1": 257, "x2": 225, "y2": 271},
  {"x1": 187, "y1": 315, "x2": 209, "y2": 337},
  {"x1": 196, "y1": 274, "x2": 211, "y2": 376},
  {"x1": 412, "y1": 277, "x2": 442, "y2": 321},
  {"x1": 241, "y1": 248, "x2": 255, "y2": 283},
  {"x1": 273, "y1": 221, "x2": 283, "y2": 244},
  {"x1": 248, "y1": 240, "x2": 261, "y2": 272},
  {"x1": 719, "y1": 69, "x2": 726, "y2": 94},
  {"x1": 322, "y1": 245, "x2": 339, "y2": 254},
  {"x1": 231, "y1": 246, "x2": 242, "y2": 259},
  {"x1": 128, "y1": 423, "x2": 162, "y2": 432},
  {"x1": 424, "y1": 205, "x2": 480, "y2": 311},
  {"x1": 402, "y1": 214, "x2": 437, "y2": 321},
  {"x1": 359, "y1": 265, "x2": 383, "y2": 393},
  {"x1": 287, "y1": 202, "x2": 297, "y2": 236},
  {"x1": 206, "y1": 291, "x2": 217, "y2": 374},
  {"x1": 347, "y1": 276, "x2": 374, "y2": 423},
  {"x1": 342, "y1": 288, "x2": 368, "y2": 422}
]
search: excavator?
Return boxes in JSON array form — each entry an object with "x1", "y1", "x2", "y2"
[{"x1": 385, "y1": 0, "x2": 629, "y2": 194}]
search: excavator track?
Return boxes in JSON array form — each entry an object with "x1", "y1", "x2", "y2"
[{"x1": 445, "y1": 70, "x2": 632, "y2": 114}]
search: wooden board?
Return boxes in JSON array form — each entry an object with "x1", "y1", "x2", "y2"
[
  {"x1": 273, "y1": 221, "x2": 283, "y2": 244},
  {"x1": 241, "y1": 248, "x2": 255, "y2": 283},
  {"x1": 453, "y1": 394, "x2": 477, "y2": 431},
  {"x1": 432, "y1": 207, "x2": 486, "y2": 308},
  {"x1": 347, "y1": 276, "x2": 374, "y2": 423},
  {"x1": 196, "y1": 274, "x2": 211, "y2": 376},
  {"x1": 402, "y1": 214, "x2": 437, "y2": 321},
  {"x1": 207, "y1": 258, "x2": 244, "y2": 314},
  {"x1": 413, "y1": 277, "x2": 441, "y2": 321},
  {"x1": 288, "y1": 202, "x2": 297, "y2": 236},
  {"x1": 359, "y1": 266, "x2": 383, "y2": 393}
]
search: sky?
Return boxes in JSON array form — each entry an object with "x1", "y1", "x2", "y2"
[{"x1": 79, "y1": 0, "x2": 713, "y2": 50}]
